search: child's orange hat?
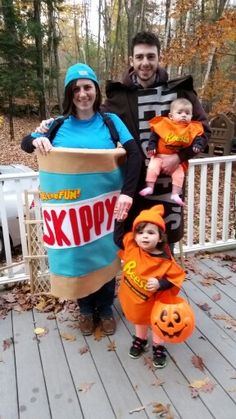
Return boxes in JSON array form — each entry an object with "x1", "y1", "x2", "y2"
[{"x1": 132, "y1": 204, "x2": 166, "y2": 232}]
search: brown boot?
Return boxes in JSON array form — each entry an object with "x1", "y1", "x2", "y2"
[
  {"x1": 100, "y1": 316, "x2": 116, "y2": 335},
  {"x1": 79, "y1": 314, "x2": 95, "y2": 336}
]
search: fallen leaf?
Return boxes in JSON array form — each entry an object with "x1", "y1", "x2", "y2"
[
  {"x1": 183, "y1": 257, "x2": 201, "y2": 274},
  {"x1": 212, "y1": 292, "x2": 221, "y2": 302},
  {"x1": 34, "y1": 327, "x2": 48, "y2": 336},
  {"x1": 93, "y1": 326, "x2": 105, "y2": 341},
  {"x1": 60, "y1": 332, "x2": 76, "y2": 341},
  {"x1": 3, "y1": 338, "x2": 13, "y2": 351},
  {"x1": 152, "y1": 403, "x2": 167, "y2": 414},
  {"x1": 192, "y1": 355, "x2": 205, "y2": 372},
  {"x1": 107, "y1": 340, "x2": 116, "y2": 351},
  {"x1": 77, "y1": 382, "x2": 95, "y2": 393},
  {"x1": 129, "y1": 406, "x2": 145, "y2": 414},
  {"x1": 190, "y1": 378, "x2": 209, "y2": 389},
  {"x1": 143, "y1": 355, "x2": 155, "y2": 371},
  {"x1": 47, "y1": 313, "x2": 56, "y2": 320},
  {"x1": 201, "y1": 381, "x2": 216, "y2": 393},
  {"x1": 190, "y1": 387, "x2": 199, "y2": 398},
  {"x1": 2, "y1": 293, "x2": 16, "y2": 303},
  {"x1": 151, "y1": 378, "x2": 165, "y2": 387},
  {"x1": 197, "y1": 302, "x2": 211, "y2": 312},
  {"x1": 79, "y1": 345, "x2": 89, "y2": 355},
  {"x1": 152, "y1": 402, "x2": 174, "y2": 418},
  {"x1": 213, "y1": 314, "x2": 236, "y2": 329},
  {"x1": 199, "y1": 278, "x2": 215, "y2": 287}
]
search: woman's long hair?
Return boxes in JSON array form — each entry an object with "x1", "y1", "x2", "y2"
[{"x1": 62, "y1": 80, "x2": 102, "y2": 117}]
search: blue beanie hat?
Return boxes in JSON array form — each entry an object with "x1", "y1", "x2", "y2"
[{"x1": 64, "y1": 63, "x2": 98, "y2": 87}]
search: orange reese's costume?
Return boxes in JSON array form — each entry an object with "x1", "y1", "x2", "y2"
[
  {"x1": 118, "y1": 205, "x2": 185, "y2": 325},
  {"x1": 149, "y1": 116, "x2": 204, "y2": 172}
]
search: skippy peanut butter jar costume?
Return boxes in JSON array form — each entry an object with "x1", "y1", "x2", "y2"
[{"x1": 118, "y1": 204, "x2": 185, "y2": 368}]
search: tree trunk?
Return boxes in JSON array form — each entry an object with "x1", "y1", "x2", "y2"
[
  {"x1": 33, "y1": 0, "x2": 47, "y2": 119},
  {"x1": 47, "y1": 0, "x2": 62, "y2": 112}
]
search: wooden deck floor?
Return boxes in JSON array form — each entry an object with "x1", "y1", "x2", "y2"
[{"x1": 1, "y1": 250, "x2": 236, "y2": 419}]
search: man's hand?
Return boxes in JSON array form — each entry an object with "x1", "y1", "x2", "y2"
[
  {"x1": 32, "y1": 137, "x2": 53, "y2": 155},
  {"x1": 161, "y1": 154, "x2": 180, "y2": 175},
  {"x1": 146, "y1": 277, "x2": 160, "y2": 292},
  {"x1": 35, "y1": 118, "x2": 54, "y2": 134},
  {"x1": 114, "y1": 194, "x2": 133, "y2": 221}
]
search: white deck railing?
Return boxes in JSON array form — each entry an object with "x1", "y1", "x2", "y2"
[{"x1": 0, "y1": 155, "x2": 236, "y2": 285}]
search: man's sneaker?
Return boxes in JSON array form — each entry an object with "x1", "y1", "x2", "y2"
[
  {"x1": 129, "y1": 336, "x2": 149, "y2": 359},
  {"x1": 79, "y1": 314, "x2": 95, "y2": 336},
  {"x1": 152, "y1": 345, "x2": 167, "y2": 368},
  {"x1": 100, "y1": 316, "x2": 116, "y2": 335}
]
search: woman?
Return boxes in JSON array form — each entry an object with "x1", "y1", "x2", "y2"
[{"x1": 21, "y1": 63, "x2": 142, "y2": 336}]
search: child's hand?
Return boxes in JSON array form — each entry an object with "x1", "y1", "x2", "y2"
[
  {"x1": 147, "y1": 277, "x2": 160, "y2": 292},
  {"x1": 147, "y1": 149, "x2": 156, "y2": 157}
]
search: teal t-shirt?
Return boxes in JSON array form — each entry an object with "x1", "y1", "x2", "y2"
[{"x1": 32, "y1": 113, "x2": 133, "y2": 149}]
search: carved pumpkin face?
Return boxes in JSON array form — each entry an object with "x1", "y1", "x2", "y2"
[{"x1": 151, "y1": 296, "x2": 195, "y2": 343}]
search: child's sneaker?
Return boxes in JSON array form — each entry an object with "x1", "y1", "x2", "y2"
[
  {"x1": 129, "y1": 336, "x2": 149, "y2": 359},
  {"x1": 152, "y1": 345, "x2": 167, "y2": 368}
]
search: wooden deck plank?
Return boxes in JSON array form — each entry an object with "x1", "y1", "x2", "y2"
[
  {"x1": 12, "y1": 310, "x2": 52, "y2": 419},
  {"x1": 0, "y1": 312, "x2": 18, "y2": 419},
  {"x1": 56, "y1": 316, "x2": 116, "y2": 419},
  {"x1": 112, "y1": 306, "x2": 182, "y2": 419},
  {"x1": 199, "y1": 255, "x2": 236, "y2": 287},
  {"x1": 1, "y1": 251, "x2": 236, "y2": 419},
  {"x1": 183, "y1": 283, "x2": 236, "y2": 368},
  {"x1": 187, "y1": 327, "x2": 236, "y2": 403},
  {"x1": 114, "y1": 302, "x2": 214, "y2": 419},
  {"x1": 195, "y1": 258, "x2": 236, "y2": 300},
  {"x1": 84, "y1": 327, "x2": 149, "y2": 419},
  {"x1": 33, "y1": 311, "x2": 84, "y2": 419},
  {"x1": 184, "y1": 275, "x2": 236, "y2": 346},
  {"x1": 183, "y1": 276, "x2": 236, "y2": 342},
  {"x1": 170, "y1": 337, "x2": 236, "y2": 419}
]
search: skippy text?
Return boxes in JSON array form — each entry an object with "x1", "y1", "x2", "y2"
[{"x1": 41, "y1": 191, "x2": 119, "y2": 249}]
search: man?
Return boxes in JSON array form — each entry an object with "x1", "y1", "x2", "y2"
[{"x1": 103, "y1": 31, "x2": 211, "y2": 248}]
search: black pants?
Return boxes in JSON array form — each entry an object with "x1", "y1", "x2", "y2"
[{"x1": 78, "y1": 278, "x2": 115, "y2": 318}]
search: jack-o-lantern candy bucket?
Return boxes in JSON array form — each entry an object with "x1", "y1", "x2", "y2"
[{"x1": 151, "y1": 295, "x2": 195, "y2": 344}]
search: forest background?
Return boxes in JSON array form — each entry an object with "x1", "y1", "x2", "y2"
[{"x1": 0, "y1": 0, "x2": 236, "y2": 144}]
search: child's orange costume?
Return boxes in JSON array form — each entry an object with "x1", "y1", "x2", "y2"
[
  {"x1": 149, "y1": 116, "x2": 204, "y2": 172},
  {"x1": 118, "y1": 205, "x2": 185, "y2": 325}
]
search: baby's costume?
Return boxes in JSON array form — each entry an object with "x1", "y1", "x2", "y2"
[
  {"x1": 146, "y1": 116, "x2": 204, "y2": 188},
  {"x1": 118, "y1": 205, "x2": 185, "y2": 326}
]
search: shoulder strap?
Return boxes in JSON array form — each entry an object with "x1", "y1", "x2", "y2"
[
  {"x1": 46, "y1": 116, "x2": 68, "y2": 142},
  {"x1": 100, "y1": 111, "x2": 120, "y2": 146}
]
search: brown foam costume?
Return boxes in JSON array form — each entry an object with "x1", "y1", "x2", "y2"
[{"x1": 118, "y1": 205, "x2": 185, "y2": 325}]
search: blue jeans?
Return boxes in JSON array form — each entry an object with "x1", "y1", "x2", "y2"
[{"x1": 78, "y1": 278, "x2": 115, "y2": 318}]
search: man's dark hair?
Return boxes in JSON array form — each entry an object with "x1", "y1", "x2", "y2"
[
  {"x1": 62, "y1": 80, "x2": 102, "y2": 117},
  {"x1": 131, "y1": 31, "x2": 161, "y2": 56}
]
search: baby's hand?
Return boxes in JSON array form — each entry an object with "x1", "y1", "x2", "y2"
[
  {"x1": 146, "y1": 277, "x2": 160, "y2": 292},
  {"x1": 147, "y1": 149, "x2": 156, "y2": 158},
  {"x1": 193, "y1": 145, "x2": 201, "y2": 153}
]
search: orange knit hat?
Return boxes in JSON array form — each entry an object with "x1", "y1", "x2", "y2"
[{"x1": 132, "y1": 205, "x2": 166, "y2": 232}]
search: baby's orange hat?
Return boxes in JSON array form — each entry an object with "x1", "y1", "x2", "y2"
[{"x1": 132, "y1": 204, "x2": 166, "y2": 232}]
